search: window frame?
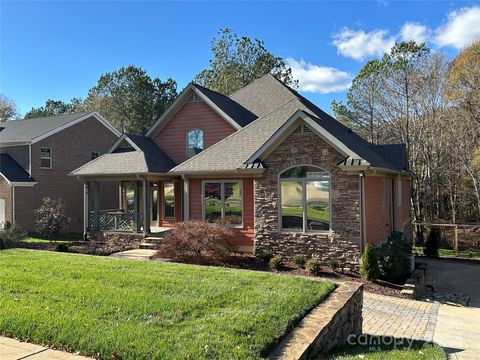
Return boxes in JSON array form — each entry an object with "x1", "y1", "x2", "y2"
[
  {"x1": 186, "y1": 128, "x2": 204, "y2": 158},
  {"x1": 40, "y1": 147, "x2": 52, "y2": 169},
  {"x1": 278, "y1": 165, "x2": 332, "y2": 234},
  {"x1": 201, "y1": 179, "x2": 243, "y2": 228},
  {"x1": 91, "y1": 151, "x2": 100, "y2": 160},
  {"x1": 162, "y1": 182, "x2": 175, "y2": 220}
]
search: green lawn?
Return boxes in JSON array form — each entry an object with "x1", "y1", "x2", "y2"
[
  {"x1": 0, "y1": 249, "x2": 334, "y2": 359},
  {"x1": 414, "y1": 246, "x2": 480, "y2": 259},
  {"x1": 326, "y1": 336, "x2": 446, "y2": 360},
  {"x1": 22, "y1": 233, "x2": 83, "y2": 243}
]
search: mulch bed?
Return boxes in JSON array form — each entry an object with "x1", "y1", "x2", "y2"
[{"x1": 17, "y1": 239, "x2": 140, "y2": 256}]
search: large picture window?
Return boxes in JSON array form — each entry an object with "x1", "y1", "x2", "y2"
[
  {"x1": 203, "y1": 181, "x2": 242, "y2": 227},
  {"x1": 280, "y1": 166, "x2": 330, "y2": 232},
  {"x1": 186, "y1": 129, "x2": 204, "y2": 157}
]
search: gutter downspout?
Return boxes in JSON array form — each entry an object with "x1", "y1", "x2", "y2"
[
  {"x1": 28, "y1": 143, "x2": 32, "y2": 176},
  {"x1": 359, "y1": 171, "x2": 366, "y2": 254},
  {"x1": 11, "y1": 184, "x2": 16, "y2": 225}
]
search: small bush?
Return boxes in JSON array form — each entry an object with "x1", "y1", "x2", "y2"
[
  {"x1": 258, "y1": 251, "x2": 274, "y2": 263},
  {"x1": 377, "y1": 233, "x2": 411, "y2": 283},
  {"x1": 2, "y1": 220, "x2": 11, "y2": 230},
  {"x1": 305, "y1": 258, "x2": 322, "y2": 276},
  {"x1": 269, "y1": 256, "x2": 282, "y2": 270},
  {"x1": 156, "y1": 221, "x2": 235, "y2": 264},
  {"x1": 328, "y1": 258, "x2": 339, "y2": 271},
  {"x1": 55, "y1": 243, "x2": 69, "y2": 252},
  {"x1": 360, "y1": 244, "x2": 381, "y2": 280},
  {"x1": 0, "y1": 225, "x2": 27, "y2": 250},
  {"x1": 292, "y1": 254, "x2": 306, "y2": 268},
  {"x1": 424, "y1": 227, "x2": 440, "y2": 257},
  {"x1": 34, "y1": 198, "x2": 66, "y2": 239}
]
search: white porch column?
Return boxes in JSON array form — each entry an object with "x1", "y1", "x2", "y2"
[
  {"x1": 83, "y1": 181, "x2": 89, "y2": 240},
  {"x1": 133, "y1": 181, "x2": 140, "y2": 233},
  {"x1": 142, "y1": 179, "x2": 150, "y2": 236}
]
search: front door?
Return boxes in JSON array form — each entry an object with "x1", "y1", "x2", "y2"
[{"x1": 150, "y1": 185, "x2": 158, "y2": 227}]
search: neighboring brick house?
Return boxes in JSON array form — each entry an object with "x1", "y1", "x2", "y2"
[
  {"x1": 0, "y1": 112, "x2": 120, "y2": 233},
  {"x1": 71, "y1": 75, "x2": 410, "y2": 268}
]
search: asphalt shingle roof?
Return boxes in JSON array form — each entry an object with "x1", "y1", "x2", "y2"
[
  {"x1": 194, "y1": 84, "x2": 258, "y2": 127},
  {"x1": 0, "y1": 112, "x2": 93, "y2": 143},
  {"x1": 0, "y1": 154, "x2": 35, "y2": 183},
  {"x1": 71, "y1": 134, "x2": 176, "y2": 176},
  {"x1": 172, "y1": 74, "x2": 407, "y2": 173}
]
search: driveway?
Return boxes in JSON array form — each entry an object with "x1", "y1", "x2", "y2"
[
  {"x1": 420, "y1": 257, "x2": 480, "y2": 307},
  {"x1": 364, "y1": 291, "x2": 480, "y2": 360}
]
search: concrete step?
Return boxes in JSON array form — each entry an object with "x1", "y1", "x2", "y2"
[
  {"x1": 139, "y1": 242, "x2": 157, "y2": 250},
  {"x1": 144, "y1": 236, "x2": 164, "y2": 244}
]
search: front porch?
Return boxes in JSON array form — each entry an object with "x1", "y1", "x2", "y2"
[{"x1": 83, "y1": 178, "x2": 181, "y2": 238}]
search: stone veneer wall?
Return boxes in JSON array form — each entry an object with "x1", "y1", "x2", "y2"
[
  {"x1": 270, "y1": 282, "x2": 363, "y2": 359},
  {"x1": 254, "y1": 131, "x2": 362, "y2": 270}
]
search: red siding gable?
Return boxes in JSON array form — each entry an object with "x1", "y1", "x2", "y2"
[{"x1": 152, "y1": 101, "x2": 236, "y2": 165}]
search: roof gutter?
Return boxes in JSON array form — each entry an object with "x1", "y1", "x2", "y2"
[{"x1": 169, "y1": 168, "x2": 265, "y2": 176}]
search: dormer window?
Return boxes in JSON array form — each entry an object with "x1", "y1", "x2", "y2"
[{"x1": 186, "y1": 129, "x2": 204, "y2": 157}]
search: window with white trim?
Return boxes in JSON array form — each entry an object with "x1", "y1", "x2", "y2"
[
  {"x1": 163, "y1": 182, "x2": 175, "y2": 220},
  {"x1": 40, "y1": 148, "x2": 52, "y2": 169},
  {"x1": 203, "y1": 180, "x2": 243, "y2": 226},
  {"x1": 280, "y1": 166, "x2": 331, "y2": 232},
  {"x1": 91, "y1": 152, "x2": 100, "y2": 160},
  {"x1": 186, "y1": 129, "x2": 204, "y2": 157}
]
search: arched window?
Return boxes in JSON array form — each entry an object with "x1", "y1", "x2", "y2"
[
  {"x1": 279, "y1": 165, "x2": 331, "y2": 232},
  {"x1": 186, "y1": 129, "x2": 204, "y2": 157}
]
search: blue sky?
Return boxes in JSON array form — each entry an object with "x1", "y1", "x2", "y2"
[{"x1": 2, "y1": 1, "x2": 480, "y2": 116}]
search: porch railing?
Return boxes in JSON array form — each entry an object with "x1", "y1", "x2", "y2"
[{"x1": 88, "y1": 209, "x2": 138, "y2": 232}]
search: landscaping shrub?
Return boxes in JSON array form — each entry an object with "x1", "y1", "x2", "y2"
[
  {"x1": 34, "y1": 198, "x2": 66, "y2": 239},
  {"x1": 156, "y1": 221, "x2": 235, "y2": 264},
  {"x1": 0, "y1": 225, "x2": 27, "y2": 250},
  {"x1": 305, "y1": 258, "x2": 322, "y2": 276},
  {"x1": 360, "y1": 244, "x2": 380, "y2": 280},
  {"x1": 2, "y1": 220, "x2": 11, "y2": 230},
  {"x1": 328, "y1": 258, "x2": 339, "y2": 271},
  {"x1": 424, "y1": 227, "x2": 440, "y2": 257},
  {"x1": 377, "y1": 233, "x2": 411, "y2": 283},
  {"x1": 55, "y1": 243, "x2": 69, "y2": 252},
  {"x1": 258, "y1": 251, "x2": 274, "y2": 263},
  {"x1": 268, "y1": 256, "x2": 282, "y2": 270},
  {"x1": 292, "y1": 254, "x2": 306, "y2": 268}
]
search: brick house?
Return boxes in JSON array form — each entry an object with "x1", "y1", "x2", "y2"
[
  {"x1": 71, "y1": 75, "x2": 410, "y2": 267},
  {"x1": 0, "y1": 112, "x2": 120, "y2": 233}
]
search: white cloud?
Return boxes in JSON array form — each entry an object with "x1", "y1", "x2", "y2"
[
  {"x1": 332, "y1": 28, "x2": 396, "y2": 61},
  {"x1": 435, "y1": 6, "x2": 480, "y2": 49},
  {"x1": 400, "y1": 22, "x2": 429, "y2": 43},
  {"x1": 286, "y1": 58, "x2": 352, "y2": 94}
]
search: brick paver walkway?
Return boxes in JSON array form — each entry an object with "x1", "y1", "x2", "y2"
[{"x1": 363, "y1": 292, "x2": 439, "y2": 342}]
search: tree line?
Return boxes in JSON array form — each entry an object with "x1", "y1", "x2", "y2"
[{"x1": 332, "y1": 40, "x2": 480, "y2": 224}]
